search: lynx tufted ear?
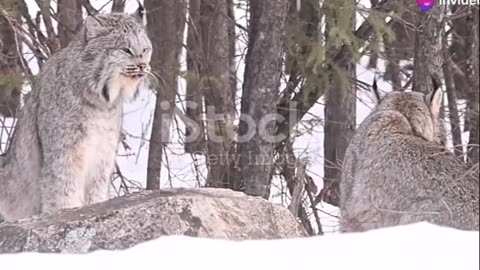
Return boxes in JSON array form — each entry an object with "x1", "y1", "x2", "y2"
[
  {"x1": 131, "y1": 0, "x2": 147, "y2": 27},
  {"x1": 426, "y1": 77, "x2": 443, "y2": 119},
  {"x1": 84, "y1": 16, "x2": 108, "y2": 41}
]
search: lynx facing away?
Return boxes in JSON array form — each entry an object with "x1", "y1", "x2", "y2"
[
  {"x1": 340, "y1": 80, "x2": 479, "y2": 232},
  {"x1": 0, "y1": 6, "x2": 152, "y2": 221}
]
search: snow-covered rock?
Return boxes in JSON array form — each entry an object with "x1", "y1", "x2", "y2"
[{"x1": 0, "y1": 188, "x2": 306, "y2": 253}]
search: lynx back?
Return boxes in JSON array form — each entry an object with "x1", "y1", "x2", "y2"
[{"x1": 340, "y1": 82, "x2": 479, "y2": 232}]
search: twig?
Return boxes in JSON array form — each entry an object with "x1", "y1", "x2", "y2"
[
  {"x1": 306, "y1": 180, "x2": 324, "y2": 235},
  {"x1": 288, "y1": 160, "x2": 305, "y2": 217}
]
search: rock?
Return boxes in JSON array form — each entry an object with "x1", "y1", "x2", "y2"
[{"x1": 0, "y1": 188, "x2": 306, "y2": 253}]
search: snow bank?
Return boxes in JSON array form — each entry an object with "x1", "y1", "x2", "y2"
[{"x1": 1, "y1": 223, "x2": 478, "y2": 270}]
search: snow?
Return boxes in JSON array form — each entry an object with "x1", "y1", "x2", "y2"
[{"x1": 0, "y1": 223, "x2": 478, "y2": 270}]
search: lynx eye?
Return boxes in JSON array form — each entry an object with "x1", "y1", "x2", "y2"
[
  {"x1": 121, "y1": 48, "x2": 134, "y2": 55},
  {"x1": 143, "y1": 48, "x2": 151, "y2": 53}
]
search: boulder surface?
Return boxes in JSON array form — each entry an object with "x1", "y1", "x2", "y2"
[{"x1": 0, "y1": 188, "x2": 306, "y2": 253}]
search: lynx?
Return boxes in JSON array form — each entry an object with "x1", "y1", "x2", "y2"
[
  {"x1": 0, "y1": 5, "x2": 152, "y2": 221},
  {"x1": 340, "y1": 79, "x2": 479, "y2": 232}
]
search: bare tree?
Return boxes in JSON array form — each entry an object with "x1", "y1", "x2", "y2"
[
  {"x1": 465, "y1": 6, "x2": 479, "y2": 165},
  {"x1": 443, "y1": 36, "x2": 464, "y2": 157},
  {"x1": 0, "y1": 0, "x2": 21, "y2": 118},
  {"x1": 184, "y1": 0, "x2": 205, "y2": 154},
  {"x1": 383, "y1": 0, "x2": 415, "y2": 91},
  {"x1": 226, "y1": 0, "x2": 237, "y2": 113},
  {"x1": 111, "y1": 0, "x2": 126, "y2": 13},
  {"x1": 449, "y1": 5, "x2": 470, "y2": 100},
  {"x1": 145, "y1": 0, "x2": 186, "y2": 190},
  {"x1": 232, "y1": 0, "x2": 289, "y2": 198},
  {"x1": 278, "y1": 0, "x2": 322, "y2": 233},
  {"x1": 57, "y1": 0, "x2": 83, "y2": 48},
  {"x1": 412, "y1": 2, "x2": 445, "y2": 94},
  {"x1": 322, "y1": 0, "x2": 357, "y2": 207},
  {"x1": 199, "y1": 0, "x2": 236, "y2": 187}
]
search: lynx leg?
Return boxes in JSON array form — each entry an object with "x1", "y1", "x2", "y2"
[
  {"x1": 38, "y1": 143, "x2": 86, "y2": 214},
  {"x1": 85, "y1": 161, "x2": 114, "y2": 205},
  {"x1": 85, "y1": 176, "x2": 111, "y2": 205},
  {"x1": 39, "y1": 164, "x2": 85, "y2": 213}
]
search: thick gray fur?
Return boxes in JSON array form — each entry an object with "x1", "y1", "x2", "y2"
[
  {"x1": 0, "y1": 7, "x2": 152, "y2": 221},
  {"x1": 340, "y1": 86, "x2": 479, "y2": 232}
]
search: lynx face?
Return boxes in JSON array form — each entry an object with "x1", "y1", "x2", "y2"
[{"x1": 81, "y1": 11, "x2": 152, "y2": 102}]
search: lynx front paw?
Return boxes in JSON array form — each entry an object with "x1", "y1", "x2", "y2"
[{"x1": 40, "y1": 197, "x2": 84, "y2": 214}]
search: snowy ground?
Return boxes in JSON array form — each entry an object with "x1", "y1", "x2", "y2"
[{"x1": 0, "y1": 223, "x2": 478, "y2": 270}]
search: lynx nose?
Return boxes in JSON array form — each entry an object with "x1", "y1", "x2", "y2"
[{"x1": 137, "y1": 63, "x2": 148, "y2": 72}]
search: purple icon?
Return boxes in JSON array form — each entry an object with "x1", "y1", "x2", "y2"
[{"x1": 417, "y1": 0, "x2": 435, "y2": 11}]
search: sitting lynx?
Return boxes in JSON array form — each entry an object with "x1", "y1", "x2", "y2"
[
  {"x1": 0, "y1": 5, "x2": 152, "y2": 221},
  {"x1": 340, "y1": 79, "x2": 479, "y2": 232}
]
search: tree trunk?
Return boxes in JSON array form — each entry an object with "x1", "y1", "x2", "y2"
[
  {"x1": 465, "y1": 6, "x2": 479, "y2": 165},
  {"x1": 367, "y1": 0, "x2": 380, "y2": 69},
  {"x1": 232, "y1": 0, "x2": 289, "y2": 198},
  {"x1": 285, "y1": 0, "x2": 321, "y2": 79},
  {"x1": 200, "y1": 0, "x2": 236, "y2": 188},
  {"x1": 322, "y1": 0, "x2": 356, "y2": 207},
  {"x1": 226, "y1": 0, "x2": 237, "y2": 113},
  {"x1": 412, "y1": 3, "x2": 445, "y2": 94},
  {"x1": 57, "y1": 0, "x2": 83, "y2": 48},
  {"x1": 449, "y1": 5, "x2": 470, "y2": 100},
  {"x1": 145, "y1": 0, "x2": 186, "y2": 190},
  {"x1": 0, "y1": 0, "x2": 21, "y2": 118},
  {"x1": 442, "y1": 36, "x2": 463, "y2": 158},
  {"x1": 184, "y1": 0, "x2": 205, "y2": 154},
  {"x1": 111, "y1": 0, "x2": 126, "y2": 13},
  {"x1": 383, "y1": 1, "x2": 416, "y2": 91}
]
